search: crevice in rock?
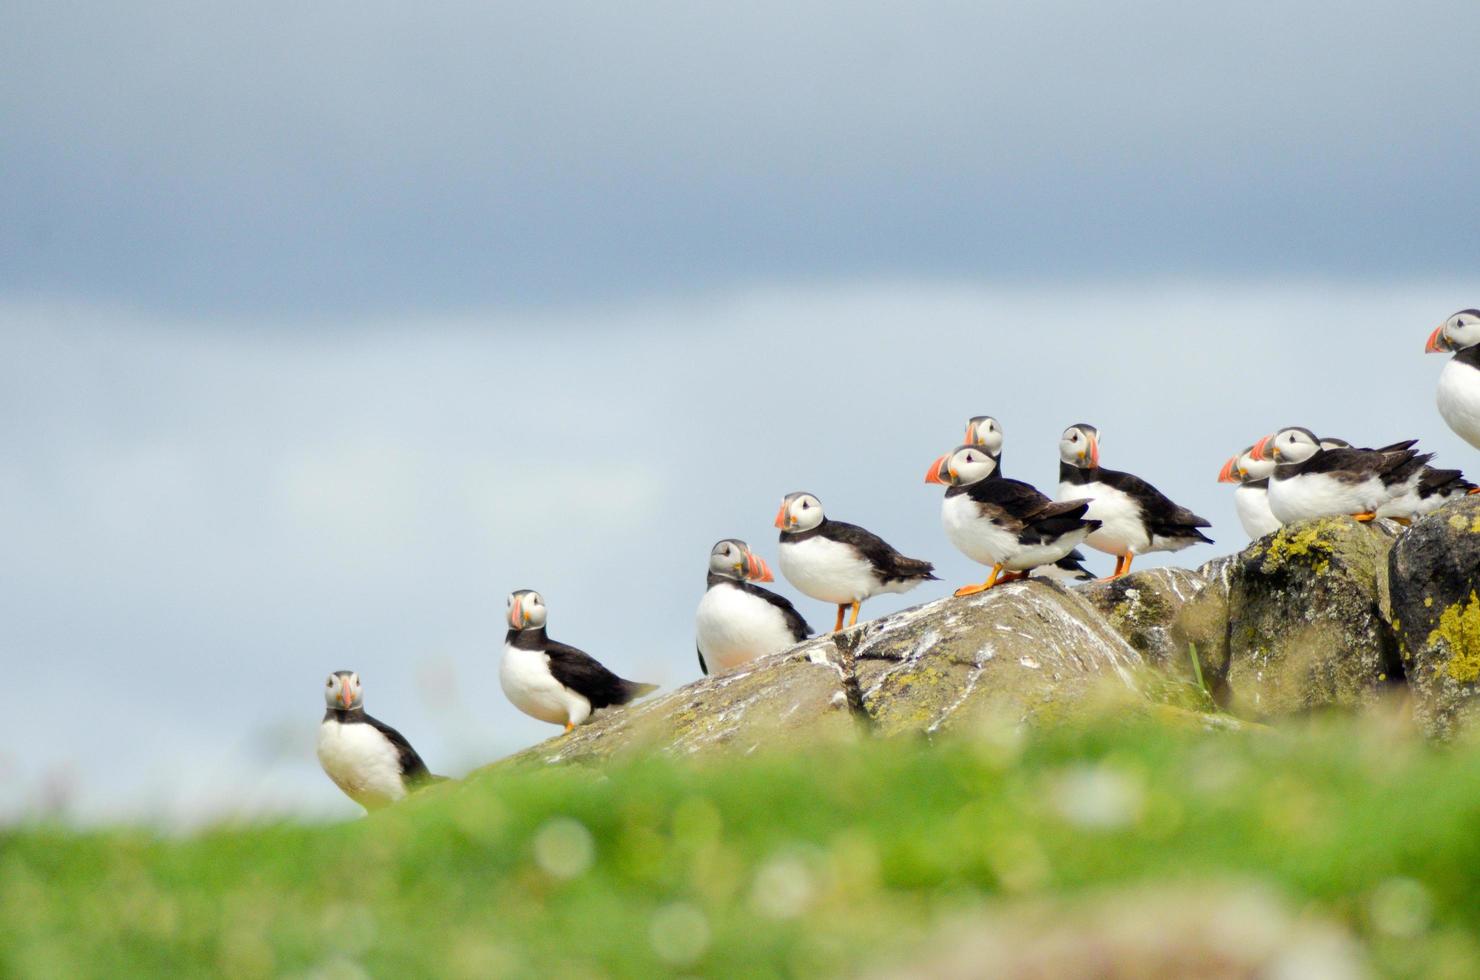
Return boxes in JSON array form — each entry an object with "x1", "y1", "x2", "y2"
[{"x1": 830, "y1": 630, "x2": 876, "y2": 732}]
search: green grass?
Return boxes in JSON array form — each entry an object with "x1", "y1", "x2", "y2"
[{"x1": 6, "y1": 714, "x2": 1480, "y2": 977}]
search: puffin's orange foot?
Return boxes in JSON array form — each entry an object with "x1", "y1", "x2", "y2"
[
  {"x1": 1391, "y1": 516, "x2": 1412, "y2": 526},
  {"x1": 564, "y1": 721, "x2": 574, "y2": 733},
  {"x1": 1352, "y1": 512, "x2": 1377, "y2": 523},
  {"x1": 998, "y1": 571, "x2": 1029, "y2": 583},
  {"x1": 1470, "y1": 488, "x2": 1480, "y2": 495},
  {"x1": 954, "y1": 583, "x2": 991, "y2": 597}
]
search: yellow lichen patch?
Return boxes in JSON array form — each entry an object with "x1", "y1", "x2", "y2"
[
  {"x1": 1430, "y1": 591, "x2": 1480, "y2": 684},
  {"x1": 1471, "y1": 513, "x2": 1480, "y2": 533},
  {"x1": 1259, "y1": 522, "x2": 1336, "y2": 574},
  {"x1": 1424, "y1": 597, "x2": 1434, "y2": 608}
]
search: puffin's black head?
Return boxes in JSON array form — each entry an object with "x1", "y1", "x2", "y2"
[
  {"x1": 1058, "y1": 423, "x2": 1100, "y2": 468},
  {"x1": 1252, "y1": 426, "x2": 1321, "y2": 464},
  {"x1": 507, "y1": 589, "x2": 548, "y2": 631},
  {"x1": 924, "y1": 444, "x2": 998, "y2": 487},
  {"x1": 708, "y1": 539, "x2": 774, "y2": 582},
  {"x1": 1428, "y1": 309, "x2": 1480, "y2": 354},
  {"x1": 774, "y1": 491, "x2": 824, "y2": 533},
  {"x1": 325, "y1": 670, "x2": 363, "y2": 710},
  {"x1": 964, "y1": 416, "x2": 1003, "y2": 456}
]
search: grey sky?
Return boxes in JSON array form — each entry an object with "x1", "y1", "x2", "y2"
[
  {"x1": 4, "y1": 1, "x2": 1479, "y2": 312},
  {"x1": 3, "y1": 2, "x2": 1479, "y2": 822}
]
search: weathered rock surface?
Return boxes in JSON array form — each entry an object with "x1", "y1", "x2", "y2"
[
  {"x1": 496, "y1": 581, "x2": 1149, "y2": 769},
  {"x1": 1221, "y1": 517, "x2": 1401, "y2": 718},
  {"x1": 494, "y1": 502, "x2": 1480, "y2": 768},
  {"x1": 851, "y1": 581, "x2": 1144, "y2": 736},
  {"x1": 1389, "y1": 496, "x2": 1480, "y2": 739}
]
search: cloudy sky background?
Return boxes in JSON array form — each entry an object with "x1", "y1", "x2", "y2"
[{"x1": 2, "y1": 1, "x2": 1478, "y2": 823}]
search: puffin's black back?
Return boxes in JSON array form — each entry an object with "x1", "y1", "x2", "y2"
[{"x1": 510, "y1": 628, "x2": 657, "y2": 708}]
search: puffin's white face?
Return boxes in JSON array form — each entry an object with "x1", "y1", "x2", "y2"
[
  {"x1": 1237, "y1": 449, "x2": 1275, "y2": 481},
  {"x1": 1429, "y1": 309, "x2": 1480, "y2": 353},
  {"x1": 964, "y1": 416, "x2": 1003, "y2": 456},
  {"x1": 1259, "y1": 427, "x2": 1321, "y2": 464},
  {"x1": 507, "y1": 589, "x2": 548, "y2": 630},
  {"x1": 325, "y1": 671, "x2": 362, "y2": 709},
  {"x1": 708, "y1": 539, "x2": 774, "y2": 581},
  {"x1": 1058, "y1": 424, "x2": 1100, "y2": 468},
  {"x1": 926, "y1": 446, "x2": 997, "y2": 486},
  {"x1": 774, "y1": 492, "x2": 824, "y2": 533}
]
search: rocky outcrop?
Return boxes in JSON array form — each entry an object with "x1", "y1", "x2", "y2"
[
  {"x1": 494, "y1": 501, "x2": 1480, "y2": 767},
  {"x1": 1389, "y1": 496, "x2": 1480, "y2": 739},
  {"x1": 495, "y1": 581, "x2": 1151, "y2": 769},
  {"x1": 1220, "y1": 517, "x2": 1402, "y2": 718}
]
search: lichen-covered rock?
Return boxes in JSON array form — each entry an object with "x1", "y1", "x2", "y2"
[
  {"x1": 1389, "y1": 496, "x2": 1480, "y2": 739},
  {"x1": 1221, "y1": 517, "x2": 1400, "y2": 718},
  {"x1": 493, "y1": 648, "x2": 861, "y2": 769},
  {"x1": 849, "y1": 581, "x2": 1145, "y2": 736},
  {"x1": 1080, "y1": 566, "x2": 1221, "y2": 679}
]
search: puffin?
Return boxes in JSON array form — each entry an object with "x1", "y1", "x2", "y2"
[
  {"x1": 1057, "y1": 423, "x2": 1213, "y2": 579},
  {"x1": 964, "y1": 415, "x2": 1094, "y2": 579},
  {"x1": 963, "y1": 415, "x2": 1004, "y2": 472},
  {"x1": 1427, "y1": 309, "x2": 1480, "y2": 451},
  {"x1": 926, "y1": 444, "x2": 1101, "y2": 594},
  {"x1": 502, "y1": 589, "x2": 658, "y2": 731},
  {"x1": 695, "y1": 538, "x2": 811, "y2": 675},
  {"x1": 317, "y1": 671, "x2": 443, "y2": 811},
  {"x1": 1251, "y1": 427, "x2": 1431, "y2": 524},
  {"x1": 1217, "y1": 446, "x2": 1282, "y2": 539},
  {"x1": 774, "y1": 491, "x2": 937, "y2": 631}
]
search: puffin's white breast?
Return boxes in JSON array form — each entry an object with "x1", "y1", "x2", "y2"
[
  {"x1": 500, "y1": 644, "x2": 593, "y2": 726},
  {"x1": 1267, "y1": 472, "x2": 1384, "y2": 524},
  {"x1": 1437, "y1": 358, "x2": 1480, "y2": 451},
  {"x1": 317, "y1": 720, "x2": 405, "y2": 810},
  {"x1": 695, "y1": 583, "x2": 798, "y2": 674},
  {"x1": 1233, "y1": 484, "x2": 1282, "y2": 539},
  {"x1": 778, "y1": 535, "x2": 882, "y2": 604},
  {"x1": 941, "y1": 493, "x2": 1015, "y2": 567},
  {"x1": 1058, "y1": 480, "x2": 1148, "y2": 556}
]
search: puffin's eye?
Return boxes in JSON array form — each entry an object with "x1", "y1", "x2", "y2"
[
  {"x1": 1071, "y1": 433, "x2": 1079, "y2": 441},
  {"x1": 802, "y1": 501, "x2": 810, "y2": 508}
]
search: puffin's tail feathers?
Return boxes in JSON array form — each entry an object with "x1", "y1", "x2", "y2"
[{"x1": 622, "y1": 680, "x2": 660, "y2": 702}]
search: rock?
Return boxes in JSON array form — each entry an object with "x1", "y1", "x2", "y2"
[
  {"x1": 1080, "y1": 565, "x2": 1226, "y2": 683},
  {"x1": 1221, "y1": 517, "x2": 1401, "y2": 718},
  {"x1": 495, "y1": 581, "x2": 1151, "y2": 767},
  {"x1": 1389, "y1": 496, "x2": 1480, "y2": 739},
  {"x1": 840, "y1": 580, "x2": 1145, "y2": 736},
  {"x1": 493, "y1": 647, "x2": 862, "y2": 769}
]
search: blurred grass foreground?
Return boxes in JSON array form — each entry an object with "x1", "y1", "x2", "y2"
[{"x1": 6, "y1": 712, "x2": 1480, "y2": 978}]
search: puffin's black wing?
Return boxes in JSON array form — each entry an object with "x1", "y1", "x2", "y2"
[
  {"x1": 1417, "y1": 465, "x2": 1473, "y2": 498},
  {"x1": 697, "y1": 645, "x2": 709, "y2": 676},
  {"x1": 823, "y1": 519, "x2": 938, "y2": 584},
  {"x1": 544, "y1": 639, "x2": 657, "y2": 709},
  {"x1": 362, "y1": 713, "x2": 441, "y2": 786},
  {"x1": 1294, "y1": 447, "x2": 1427, "y2": 485},
  {"x1": 735, "y1": 580, "x2": 812, "y2": 642},
  {"x1": 1096, "y1": 466, "x2": 1213, "y2": 541}
]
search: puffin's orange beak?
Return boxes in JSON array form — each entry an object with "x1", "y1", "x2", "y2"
[
  {"x1": 1427, "y1": 325, "x2": 1451, "y2": 353},
  {"x1": 963, "y1": 421, "x2": 978, "y2": 444},
  {"x1": 745, "y1": 551, "x2": 774, "y2": 582},
  {"x1": 924, "y1": 454, "x2": 949, "y2": 484},
  {"x1": 338, "y1": 683, "x2": 353, "y2": 707},
  {"x1": 1086, "y1": 433, "x2": 1100, "y2": 467},
  {"x1": 510, "y1": 596, "x2": 524, "y2": 629},
  {"x1": 773, "y1": 502, "x2": 789, "y2": 529},
  {"x1": 1217, "y1": 456, "x2": 1239, "y2": 483},
  {"x1": 1250, "y1": 434, "x2": 1274, "y2": 461}
]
